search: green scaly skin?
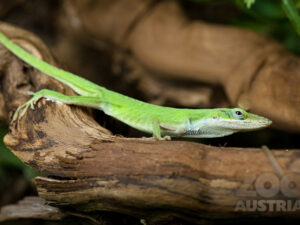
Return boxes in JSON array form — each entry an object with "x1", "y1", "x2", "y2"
[{"x1": 0, "y1": 31, "x2": 272, "y2": 140}]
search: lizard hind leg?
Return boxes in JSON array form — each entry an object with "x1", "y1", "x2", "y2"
[{"x1": 11, "y1": 89, "x2": 104, "y2": 124}]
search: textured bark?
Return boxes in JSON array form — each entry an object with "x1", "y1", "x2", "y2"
[
  {"x1": 0, "y1": 197, "x2": 65, "y2": 222},
  {"x1": 3, "y1": 98, "x2": 300, "y2": 223},
  {"x1": 0, "y1": 22, "x2": 75, "y2": 118}
]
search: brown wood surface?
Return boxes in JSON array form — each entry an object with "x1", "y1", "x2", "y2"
[{"x1": 2, "y1": 96, "x2": 300, "y2": 223}]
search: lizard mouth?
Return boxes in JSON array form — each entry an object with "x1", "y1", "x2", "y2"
[{"x1": 220, "y1": 118, "x2": 272, "y2": 130}]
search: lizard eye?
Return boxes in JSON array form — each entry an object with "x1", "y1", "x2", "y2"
[
  {"x1": 233, "y1": 109, "x2": 245, "y2": 120},
  {"x1": 235, "y1": 110, "x2": 242, "y2": 116}
]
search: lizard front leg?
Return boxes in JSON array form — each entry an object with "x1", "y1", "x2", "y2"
[
  {"x1": 152, "y1": 119, "x2": 172, "y2": 141},
  {"x1": 11, "y1": 89, "x2": 103, "y2": 123}
]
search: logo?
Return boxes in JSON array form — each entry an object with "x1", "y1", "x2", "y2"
[{"x1": 234, "y1": 172, "x2": 300, "y2": 212}]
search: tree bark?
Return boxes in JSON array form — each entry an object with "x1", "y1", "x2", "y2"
[{"x1": 2, "y1": 97, "x2": 300, "y2": 223}]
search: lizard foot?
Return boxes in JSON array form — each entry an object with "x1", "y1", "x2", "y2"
[
  {"x1": 160, "y1": 135, "x2": 171, "y2": 141},
  {"x1": 141, "y1": 135, "x2": 172, "y2": 141},
  {"x1": 11, "y1": 94, "x2": 42, "y2": 124}
]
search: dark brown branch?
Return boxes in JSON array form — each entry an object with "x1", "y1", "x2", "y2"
[{"x1": 2, "y1": 100, "x2": 300, "y2": 223}]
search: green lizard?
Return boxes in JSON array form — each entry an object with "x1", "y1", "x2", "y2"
[{"x1": 0, "y1": 30, "x2": 271, "y2": 140}]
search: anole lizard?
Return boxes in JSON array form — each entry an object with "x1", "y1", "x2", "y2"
[{"x1": 0, "y1": 31, "x2": 272, "y2": 140}]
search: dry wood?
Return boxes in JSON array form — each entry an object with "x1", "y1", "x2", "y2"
[
  {"x1": 2, "y1": 97, "x2": 300, "y2": 223},
  {"x1": 0, "y1": 196, "x2": 123, "y2": 224},
  {"x1": 0, "y1": 197, "x2": 65, "y2": 222}
]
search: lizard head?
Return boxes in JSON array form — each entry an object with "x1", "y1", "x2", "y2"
[
  {"x1": 212, "y1": 108, "x2": 272, "y2": 131},
  {"x1": 185, "y1": 108, "x2": 272, "y2": 138}
]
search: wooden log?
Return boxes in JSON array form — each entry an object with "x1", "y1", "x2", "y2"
[
  {"x1": 0, "y1": 197, "x2": 65, "y2": 222},
  {"x1": 3, "y1": 98, "x2": 300, "y2": 223}
]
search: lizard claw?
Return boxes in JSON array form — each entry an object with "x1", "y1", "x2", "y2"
[
  {"x1": 26, "y1": 91, "x2": 35, "y2": 96},
  {"x1": 11, "y1": 103, "x2": 28, "y2": 124},
  {"x1": 145, "y1": 135, "x2": 172, "y2": 141},
  {"x1": 160, "y1": 135, "x2": 171, "y2": 141},
  {"x1": 30, "y1": 101, "x2": 35, "y2": 109},
  {"x1": 10, "y1": 95, "x2": 41, "y2": 124}
]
